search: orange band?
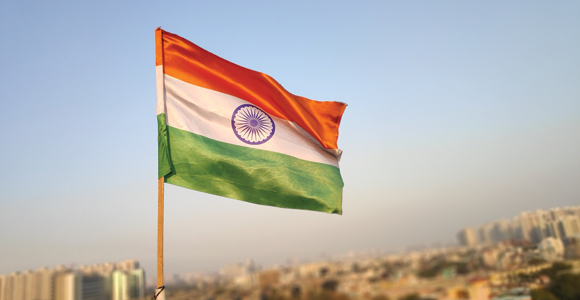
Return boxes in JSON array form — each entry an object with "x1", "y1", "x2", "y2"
[{"x1": 155, "y1": 28, "x2": 163, "y2": 67}]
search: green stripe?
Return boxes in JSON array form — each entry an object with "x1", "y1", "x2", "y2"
[
  {"x1": 158, "y1": 113, "x2": 173, "y2": 179},
  {"x1": 157, "y1": 114, "x2": 343, "y2": 214}
]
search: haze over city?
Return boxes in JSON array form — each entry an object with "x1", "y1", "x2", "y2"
[{"x1": 1, "y1": 0, "x2": 579, "y2": 284}]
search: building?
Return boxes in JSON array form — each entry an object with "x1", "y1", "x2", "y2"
[
  {"x1": 457, "y1": 227, "x2": 478, "y2": 247},
  {"x1": 54, "y1": 272, "x2": 81, "y2": 300},
  {"x1": 0, "y1": 272, "x2": 25, "y2": 300},
  {"x1": 545, "y1": 221, "x2": 562, "y2": 239},
  {"x1": 31, "y1": 267, "x2": 54, "y2": 300},
  {"x1": 537, "y1": 237, "x2": 564, "y2": 261},
  {"x1": 491, "y1": 219, "x2": 513, "y2": 242},
  {"x1": 111, "y1": 270, "x2": 128, "y2": 300},
  {"x1": 477, "y1": 223, "x2": 494, "y2": 245},
  {"x1": 0, "y1": 274, "x2": 12, "y2": 300},
  {"x1": 563, "y1": 236, "x2": 580, "y2": 259},
  {"x1": 558, "y1": 215, "x2": 580, "y2": 238},
  {"x1": 127, "y1": 269, "x2": 145, "y2": 299},
  {"x1": 82, "y1": 274, "x2": 104, "y2": 300}
]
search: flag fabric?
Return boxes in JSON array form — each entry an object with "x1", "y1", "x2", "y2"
[{"x1": 156, "y1": 28, "x2": 347, "y2": 214}]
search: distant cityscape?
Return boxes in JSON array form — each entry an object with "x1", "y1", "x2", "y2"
[
  {"x1": 155, "y1": 205, "x2": 580, "y2": 300},
  {"x1": 0, "y1": 259, "x2": 145, "y2": 300},
  {"x1": 2, "y1": 205, "x2": 580, "y2": 300},
  {"x1": 456, "y1": 206, "x2": 580, "y2": 251}
]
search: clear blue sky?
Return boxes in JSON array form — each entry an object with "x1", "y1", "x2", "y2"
[{"x1": 1, "y1": 1, "x2": 579, "y2": 276}]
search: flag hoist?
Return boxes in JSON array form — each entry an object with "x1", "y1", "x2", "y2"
[{"x1": 154, "y1": 28, "x2": 347, "y2": 299}]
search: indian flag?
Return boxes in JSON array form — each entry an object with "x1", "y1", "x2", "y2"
[{"x1": 156, "y1": 29, "x2": 347, "y2": 214}]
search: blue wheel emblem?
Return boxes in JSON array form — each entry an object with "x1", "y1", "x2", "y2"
[{"x1": 231, "y1": 104, "x2": 275, "y2": 145}]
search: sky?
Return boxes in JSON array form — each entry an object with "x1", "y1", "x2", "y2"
[{"x1": 1, "y1": 1, "x2": 579, "y2": 277}]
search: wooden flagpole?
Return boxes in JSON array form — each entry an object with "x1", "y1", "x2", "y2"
[
  {"x1": 156, "y1": 27, "x2": 166, "y2": 300},
  {"x1": 156, "y1": 176, "x2": 165, "y2": 299}
]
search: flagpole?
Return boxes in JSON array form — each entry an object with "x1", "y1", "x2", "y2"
[{"x1": 156, "y1": 176, "x2": 165, "y2": 299}]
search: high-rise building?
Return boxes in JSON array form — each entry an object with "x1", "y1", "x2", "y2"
[
  {"x1": 2, "y1": 272, "x2": 25, "y2": 300},
  {"x1": 490, "y1": 219, "x2": 512, "y2": 242},
  {"x1": 0, "y1": 273, "x2": 13, "y2": 300},
  {"x1": 54, "y1": 272, "x2": 81, "y2": 300},
  {"x1": 558, "y1": 215, "x2": 580, "y2": 238},
  {"x1": 545, "y1": 221, "x2": 562, "y2": 239},
  {"x1": 512, "y1": 210, "x2": 548, "y2": 243},
  {"x1": 457, "y1": 227, "x2": 478, "y2": 247},
  {"x1": 12, "y1": 268, "x2": 53, "y2": 300},
  {"x1": 22, "y1": 270, "x2": 35, "y2": 300},
  {"x1": 111, "y1": 270, "x2": 128, "y2": 300},
  {"x1": 550, "y1": 208, "x2": 566, "y2": 222},
  {"x1": 127, "y1": 269, "x2": 145, "y2": 299},
  {"x1": 81, "y1": 274, "x2": 104, "y2": 300},
  {"x1": 0, "y1": 275, "x2": 6, "y2": 300},
  {"x1": 477, "y1": 223, "x2": 494, "y2": 245}
]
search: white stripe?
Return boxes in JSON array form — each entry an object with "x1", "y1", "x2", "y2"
[
  {"x1": 156, "y1": 66, "x2": 165, "y2": 115},
  {"x1": 159, "y1": 70, "x2": 341, "y2": 167}
]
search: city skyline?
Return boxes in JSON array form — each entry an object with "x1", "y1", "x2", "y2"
[
  {"x1": 457, "y1": 205, "x2": 580, "y2": 247},
  {"x1": 0, "y1": 259, "x2": 145, "y2": 300},
  {"x1": 2, "y1": 204, "x2": 580, "y2": 299},
  {"x1": 1, "y1": 1, "x2": 579, "y2": 280},
  {"x1": 4, "y1": 205, "x2": 578, "y2": 278}
]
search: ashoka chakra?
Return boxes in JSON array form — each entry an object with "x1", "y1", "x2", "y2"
[{"x1": 231, "y1": 104, "x2": 275, "y2": 145}]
